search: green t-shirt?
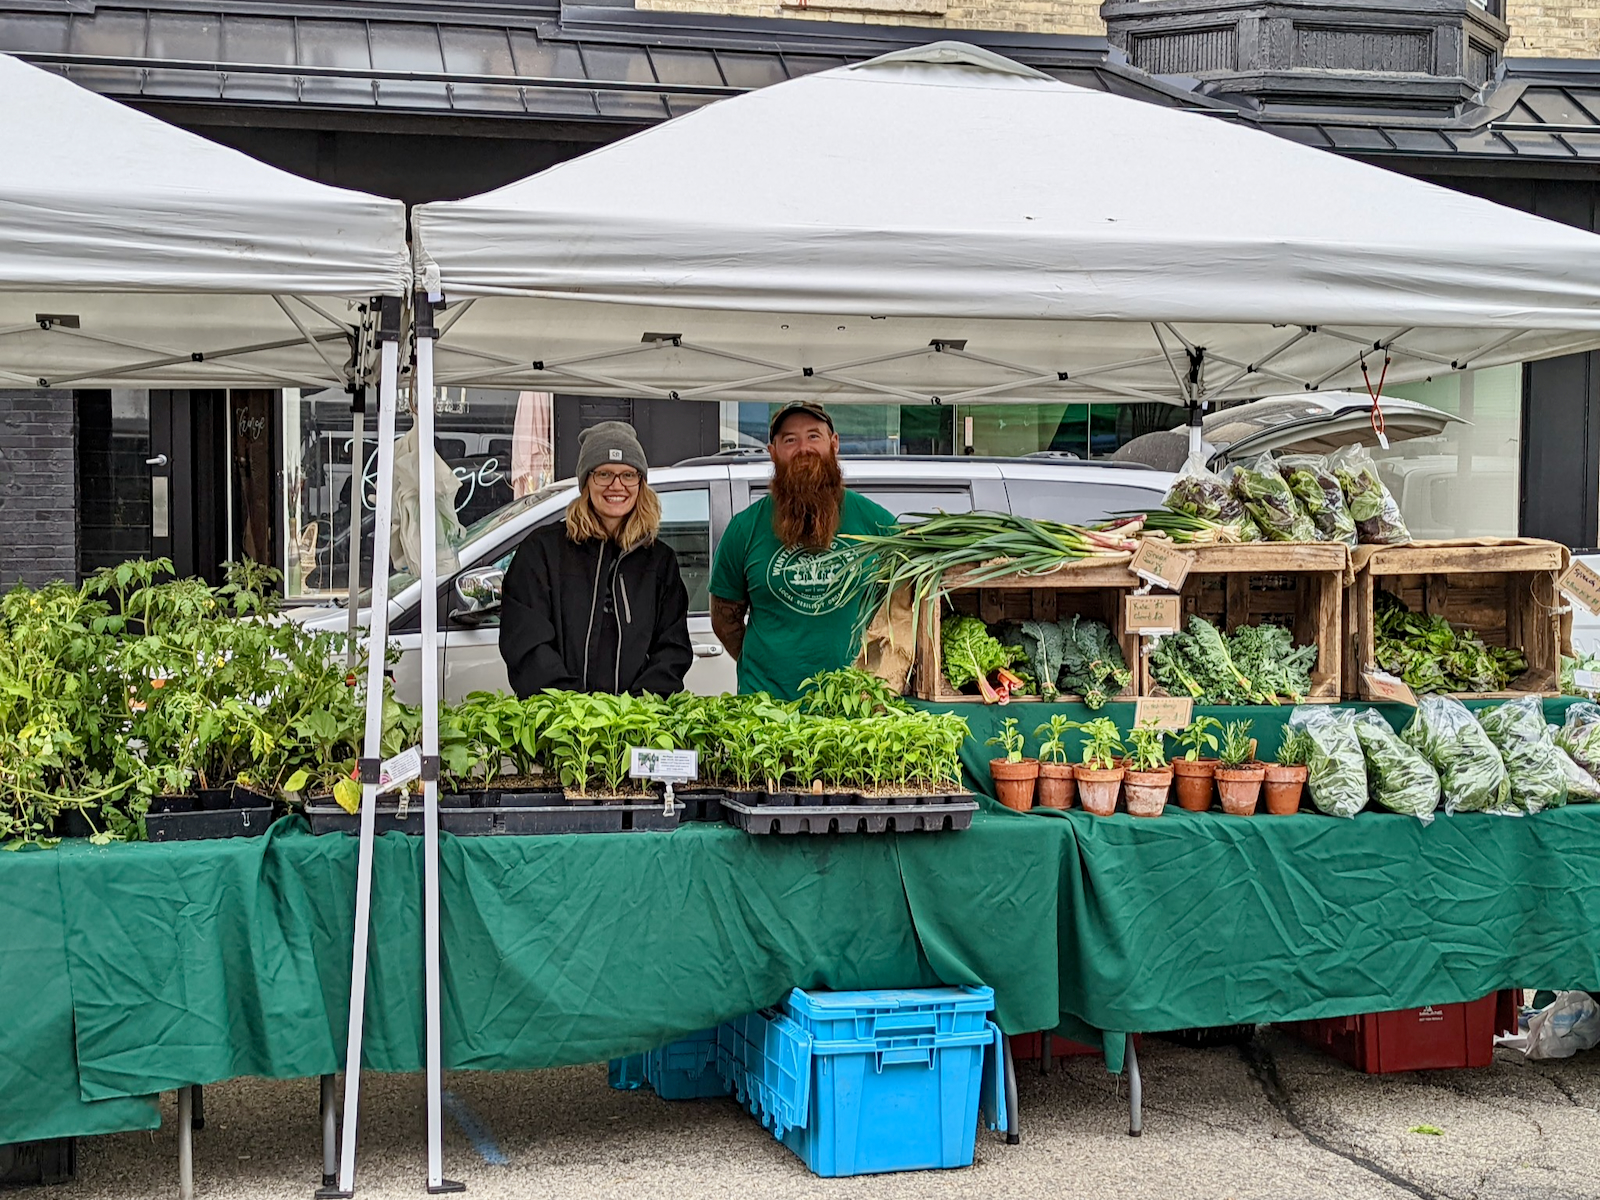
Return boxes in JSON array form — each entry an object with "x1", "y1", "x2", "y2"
[{"x1": 709, "y1": 491, "x2": 897, "y2": 701}]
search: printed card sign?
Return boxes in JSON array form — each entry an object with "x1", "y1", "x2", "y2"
[
  {"x1": 1125, "y1": 594, "x2": 1181, "y2": 635},
  {"x1": 1129, "y1": 540, "x2": 1193, "y2": 592},
  {"x1": 630, "y1": 747, "x2": 699, "y2": 782},
  {"x1": 1574, "y1": 668, "x2": 1600, "y2": 692},
  {"x1": 378, "y1": 746, "x2": 422, "y2": 796},
  {"x1": 1360, "y1": 669, "x2": 1417, "y2": 707},
  {"x1": 1560, "y1": 560, "x2": 1600, "y2": 616},
  {"x1": 1134, "y1": 696, "x2": 1193, "y2": 731}
]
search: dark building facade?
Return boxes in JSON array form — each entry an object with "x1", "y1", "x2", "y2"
[{"x1": 1, "y1": 0, "x2": 1598, "y2": 590}]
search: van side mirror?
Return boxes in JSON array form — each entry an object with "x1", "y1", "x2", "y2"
[{"x1": 450, "y1": 566, "x2": 503, "y2": 628}]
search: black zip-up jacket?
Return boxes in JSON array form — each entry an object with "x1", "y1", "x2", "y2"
[{"x1": 499, "y1": 522, "x2": 693, "y2": 697}]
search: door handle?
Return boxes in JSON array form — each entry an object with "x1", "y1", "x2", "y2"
[
  {"x1": 692, "y1": 642, "x2": 724, "y2": 658},
  {"x1": 146, "y1": 454, "x2": 169, "y2": 467}
]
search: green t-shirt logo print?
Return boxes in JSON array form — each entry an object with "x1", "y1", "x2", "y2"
[{"x1": 766, "y1": 542, "x2": 870, "y2": 616}]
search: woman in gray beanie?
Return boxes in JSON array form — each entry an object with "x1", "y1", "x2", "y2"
[{"x1": 499, "y1": 421, "x2": 693, "y2": 696}]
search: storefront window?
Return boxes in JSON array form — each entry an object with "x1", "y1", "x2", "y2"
[
  {"x1": 282, "y1": 386, "x2": 546, "y2": 601},
  {"x1": 1375, "y1": 366, "x2": 1522, "y2": 539}
]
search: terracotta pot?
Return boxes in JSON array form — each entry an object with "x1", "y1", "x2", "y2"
[
  {"x1": 1215, "y1": 764, "x2": 1267, "y2": 816},
  {"x1": 1074, "y1": 764, "x2": 1125, "y2": 816},
  {"x1": 1122, "y1": 766, "x2": 1173, "y2": 818},
  {"x1": 1172, "y1": 757, "x2": 1218, "y2": 812},
  {"x1": 1262, "y1": 763, "x2": 1309, "y2": 815},
  {"x1": 990, "y1": 758, "x2": 1041, "y2": 812},
  {"x1": 1037, "y1": 761, "x2": 1077, "y2": 809}
]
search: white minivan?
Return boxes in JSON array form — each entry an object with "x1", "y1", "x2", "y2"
[{"x1": 291, "y1": 454, "x2": 1174, "y2": 701}]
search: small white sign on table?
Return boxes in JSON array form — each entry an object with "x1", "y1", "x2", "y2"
[{"x1": 630, "y1": 747, "x2": 699, "y2": 815}]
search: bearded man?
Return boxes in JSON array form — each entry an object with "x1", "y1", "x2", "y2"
[{"x1": 708, "y1": 402, "x2": 897, "y2": 700}]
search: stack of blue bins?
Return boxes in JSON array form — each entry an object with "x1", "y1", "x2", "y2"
[
  {"x1": 608, "y1": 1026, "x2": 729, "y2": 1100},
  {"x1": 717, "y1": 985, "x2": 1006, "y2": 1177}
]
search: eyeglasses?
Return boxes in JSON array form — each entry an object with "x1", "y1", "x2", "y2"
[{"x1": 590, "y1": 469, "x2": 641, "y2": 488}]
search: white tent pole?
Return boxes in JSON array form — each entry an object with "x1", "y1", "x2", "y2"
[
  {"x1": 345, "y1": 381, "x2": 365, "y2": 670},
  {"x1": 324, "y1": 296, "x2": 404, "y2": 1200},
  {"x1": 414, "y1": 294, "x2": 461, "y2": 1195}
]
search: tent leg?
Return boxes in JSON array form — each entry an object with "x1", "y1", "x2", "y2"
[
  {"x1": 414, "y1": 299, "x2": 463, "y2": 1196},
  {"x1": 1039, "y1": 1032, "x2": 1051, "y2": 1076},
  {"x1": 1002, "y1": 1033, "x2": 1019, "y2": 1145},
  {"x1": 1127, "y1": 1033, "x2": 1143, "y2": 1137},
  {"x1": 1186, "y1": 401, "x2": 1203, "y2": 462},
  {"x1": 320, "y1": 1075, "x2": 337, "y2": 1188},
  {"x1": 324, "y1": 303, "x2": 405, "y2": 1200},
  {"x1": 345, "y1": 392, "x2": 365, "y2": 669},
  {"x1": 177, "y1": 1087, "x2": 195, "y2": 1200},
  {"x1": 191, "y1": 1083, "x2": 205, "y2": 1131}
]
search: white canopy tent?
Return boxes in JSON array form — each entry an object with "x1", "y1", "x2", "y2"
[
  {"x1": 413, "y1": 42, "x2": 1600, "y2": 411},
  {"x1": 0, "y1": 53, "x2": 419, "y2": 1198}
]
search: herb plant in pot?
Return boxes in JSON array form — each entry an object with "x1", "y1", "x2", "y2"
[
  {"x1": 1264, "y1": 728, "x2": 1311, "y2": 815},
  {"x1": 1033, "y1": 715, "x2": 1079, "y2": 809},
  {"x1": 1172, "y1": 715, "x2": 1222, "y2": 812},
  {"x1": 986, "y1": 717, "x2": 1039, "y2": 811},
  {"x1": 1215, "y1": 719, "x2": 1265, "y2": 816},
  {"x1": 1074, "y1": 718, "x2": 1126, "y2": 817},
  {"x1": 1122, "y1": 722, "x2": 1173, "y2": 818}
]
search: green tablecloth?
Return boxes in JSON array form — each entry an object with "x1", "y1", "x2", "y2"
[
  {"x1": 1, "y1": 813, "x2": 1063, "y2": 1142},
  {"x1": 8, "y1": 696, "x2": 1599, "y2": 1141}
]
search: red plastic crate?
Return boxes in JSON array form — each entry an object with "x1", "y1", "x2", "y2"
[
  {"x1": 1010, "y1": 1031, "x2": 1141, "y2": 1061},
  {"x1": 1286, "y1": 991, "x2": 1519, "y2": 1074}
]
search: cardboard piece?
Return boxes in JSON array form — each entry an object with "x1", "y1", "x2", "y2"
[
  {"x1": 1130, "y1": 540, "x2": 1193, "y2": 591},
  {"x1": 1560, "y1": 560, "x2": 1600, "y2": 617},
  {"x1": 1135, "y1": 695, "x2": 1193, "y2": 730},
  {"x1": 1125, "y1": 594, "x2": 1181, "y2": 635},
  {"x1": 1360, "y1": 669, "x2": 1418, "y2": 707}
]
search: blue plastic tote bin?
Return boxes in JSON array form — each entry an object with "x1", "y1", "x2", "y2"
[
  {"x1": 607, "y1": 1054, "x2": 648, "y2": 1091},
  {"x1": 722, "y1": 986, "x2": 1006, "y2": 1177},
  {"x1": 648, "y1": 1028, "x2": 730, "y2": 1100}
]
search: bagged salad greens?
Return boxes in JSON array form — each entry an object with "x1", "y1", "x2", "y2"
[
  {"x1": 1287, "y1": 705, "x2": 1367, "y2": 818},
  {"x1": 1161, "y1": 456, "x2": 1247, "y2": 526},
  {"x1": 1329, "y1": 444, "x2": 1410, "y2": 545},
  {"x1": 1279, "y1": 453, "x2": 1358, "y2": 547},
  {"x1": 1477, "y1": 696, "x2": 1567, "y2": 812},
  {"x1": 1555, "y1": 702, "x2": 1600, "y2": 776},
  {"x1": 1403, "y1": 695, "x2": 1512, "y2": 814},
  {"x1": 1352, "y1": 709, "x2": 1440, "y2": 822},
  {"x1": 1232, "y1": 454, "x2": 1318, "y2": 542},
  {"x1": 1554, "y1": 743, "x2": 1600, "y2": 802}
]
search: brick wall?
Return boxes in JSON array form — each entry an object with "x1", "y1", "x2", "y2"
[
  {"x1": 0, "y1": 390, "x2": 77, "y2": 590},
  {"x1": 636, "y1": 0, "x2": 1104, "y2": 35},
  {"x1": 1505, "y1": 0, "x2": 1600, "y2": 56}
]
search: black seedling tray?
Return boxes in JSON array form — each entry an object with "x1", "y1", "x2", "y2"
[
  {"x1": 145, "y1": 807, "x2": 275, "y2": 842},
  {"x1": 722, "y1": 798, "x2": 977, "y2": 836},
  {"x1": 754, "y1": 790, "x2": 972, "y2": 808},
  {"x1": 305, "y1": 800, "x2": 681, "y2": 837},
  {"x1": 673, "y1": 788, "x2": 727, "y2": 823}
]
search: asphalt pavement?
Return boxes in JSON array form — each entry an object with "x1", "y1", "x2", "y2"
[{"x1": 27, "y1": 1027, "x2": 1600, "y2": 1200}]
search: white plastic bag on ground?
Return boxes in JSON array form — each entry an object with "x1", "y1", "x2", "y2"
[{"x1": 1525, "y1": 992, "x2": 1600, "y2": 1060}]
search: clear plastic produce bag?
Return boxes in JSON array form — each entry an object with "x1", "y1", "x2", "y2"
[
  {"x1": 1556, "y1": 702, "x2": 1600, "y2": 777},
  {"x1": 1525, "y1": 992, "x2": 1600, "y2": 1060},
  {"x1": 1554, "y1": 743, "x2": 1600, "y2": 802},
  {"x1": 1329, "y1": 444, "x2": 1410, "y2": 545},
  {"x1": 1478, "y1": 696, "x2": 1567, "y2": 813},
  {"x1": 1279, "y1": 453, "x2": 1358, "y2": 547},
  {"x1": 1232, "y1": 454, "x2": 1318, "y2": 542},
  {"x1": 1161, "y1": 454, "x2": 1247, "y2": 525},
  {"x1": 1402, "y1": 695, "x2": 1513, "y2": 815},
  {"x1": 1288, "y1": 705, "x2": 1367, "y2": 818},
  {"x1": 1353, "y1": 709, "x2": 1440, "y2": 822}
]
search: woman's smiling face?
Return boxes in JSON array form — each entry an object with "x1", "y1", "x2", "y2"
[{"x1": 587, "y1": 466, "x2": 640, "y2": 523}]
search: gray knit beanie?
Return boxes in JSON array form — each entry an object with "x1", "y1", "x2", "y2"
[{"x1": 575, "y1": 421, "x2": 648, "y2": 487}]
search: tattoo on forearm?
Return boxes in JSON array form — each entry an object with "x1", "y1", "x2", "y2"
[{"x1": 711, "y1": 598, "x2": 748, "y2": 661}]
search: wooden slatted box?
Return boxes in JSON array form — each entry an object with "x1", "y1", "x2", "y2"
[
  {"x1": 1343, "y1": 540, "x2": 1569, "y2": 700},
  {"x1": 1139, "y1": 542, "x2": 1348, "y2": 702},
  {"x1": 910, "y1": 561, "x2": 1140, "y2": 703}
]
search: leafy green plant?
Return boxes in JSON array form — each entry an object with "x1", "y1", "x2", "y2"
[
  {"x1": 1149, "y1": 616, "x2": 1315, "y2": 706},
  {"x1": 1218, "y1": 719, "x2": 1256, "y2": 767},
  {"x1": 985, "y1": 717, "x2": 1026, "y2": 764},
  {"x1": 1126, "y1": 722, "x2": 1170, "y2": 772},
  {"x1": 1275, "y1": 727, "x2": 1312, "y2": 767},
  {"x1": 1078, "y1": 718, "x2": 1125, "y2": 770},
  {"x1": 942, "y1": 614, "x2": 1020, "y2": 703},
  {"x1": 1175, "y1": 715, "x2": 1222, "y2": 762},
  {"x1": 798, "y1": 668, "x2": 909, "y2": 718},
  {"x1": 1034, "y1": 715, "x2": 1080, "y2": 765},
  {"x1": 1374, "y1": 591, "x2": 1524, "y2": 695}
]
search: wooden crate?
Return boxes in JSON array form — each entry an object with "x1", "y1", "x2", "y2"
[
  {"x1": 1139, "y1": 542, "x2": 1348, "y2": 702},
  {"x1": 1344, "y1": 540, "x2": 1568, "y2": 700},
  {"x1": 910, "y1": 560, "x2": 1140, "y2": 703}
]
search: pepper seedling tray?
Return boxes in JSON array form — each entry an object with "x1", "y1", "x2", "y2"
[
  {"x1": 722, "y1": 798, "x2": 977, "y2": 835},
  {"x1": 305, "y1": 799, "x2": 683, "y2": 837}
]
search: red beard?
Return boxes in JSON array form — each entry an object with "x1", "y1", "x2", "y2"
[{"x1": 771, "y1": 450, "x2": 845, "y2": 551}]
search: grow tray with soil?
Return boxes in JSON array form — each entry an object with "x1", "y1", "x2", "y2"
[
  {"x1": 305, "y1": 794, "x2": 684, "y2": 836},
  {"x1": 722, "y1": 794, "x2": 977, "y2": 835}
]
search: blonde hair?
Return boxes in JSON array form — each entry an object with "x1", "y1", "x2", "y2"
[{"x1": 565, "y1": 481, "x2": 661, "y2": 553}]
